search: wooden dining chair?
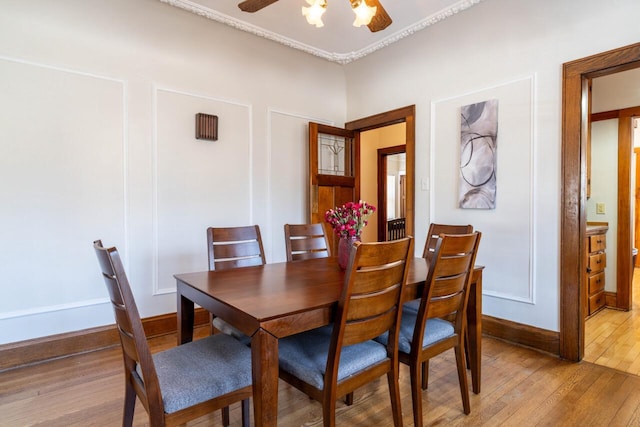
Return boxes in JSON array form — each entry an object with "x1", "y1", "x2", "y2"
[
  {"x1": 207, "y1": 225, "x2": 266, "y2": 271},
  {"x1": 284, "y1": 222, "x2": 358, "y2": 405},
  {"x1": 378, "y1": 232, "x2": 481, "y2": 427},
  {"x1": 284, "y1": 223, "x2": 331, "y2": 262},
  {"x1": 93, "y1": 240, "x2": 252, "y2": 427},
  {"x1": 206, "y1": 225, "x2": 264, "y2": 423},
  {"x1": 207, "y1": 225, "x2": 265, "y2": 335},
  {"x1": 422, "y1": 223, "x2": 473, "y2": 264},
  {"x1": 277, "y1": 236, "x2": 414, "y2": 427},
  {"x1": 410, "y1": 223, "x2": 475, "y2": 389}
]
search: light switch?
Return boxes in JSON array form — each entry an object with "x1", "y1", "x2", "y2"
[
  {"x1": 421, "y1": 178, "x2": 429, "y2": 191},
  {"x1": 596, "y1": 203, "x2": 605, "y2": 214}
]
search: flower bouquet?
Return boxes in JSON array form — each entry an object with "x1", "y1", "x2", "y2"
[{"x1": 325, "y1": 201, "x2": 376, "y2": 268}]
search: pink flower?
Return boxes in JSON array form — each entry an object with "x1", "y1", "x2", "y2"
[{"x1": 324, "y1": 200, "x2": 376, "y2": 239}]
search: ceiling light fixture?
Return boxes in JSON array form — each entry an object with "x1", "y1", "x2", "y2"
[
  {"x1": 302, "y1": 0, "x2": 327, "y2": 28},
  {"x1": 350, "y1": 0, "x2": 376, "y2": 27},
  {"x1": 301, "y1": 0, "x2": 377, "y2": 29}
]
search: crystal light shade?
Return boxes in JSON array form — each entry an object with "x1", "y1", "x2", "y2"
[
  {"x1": 302, "y1": 0, "x2": 327, "y2": 28},
  {"x1": 351, "y1": 0, "x2": 376, "y2": 27}
]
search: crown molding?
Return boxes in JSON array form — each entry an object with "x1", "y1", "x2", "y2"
[{"x1": 159, "y1": 0, "x2": 483, "y2": 65}]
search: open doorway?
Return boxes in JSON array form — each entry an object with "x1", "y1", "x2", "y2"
[
  {"x1": 358, "y1": 123, "x2": 407, "y2": 242},
  {"x1": 560, "y1": 42, "x2": 640, "y2": 362},
  {"x1": 378, "y1": 147, "x2": 406, "y2": 241},
  {"x1": 585, "y1": 113, "x2": 640, "y2": 375},
  {"x1": 346, "y1": 105, "x2": 416, "y2": 244}
]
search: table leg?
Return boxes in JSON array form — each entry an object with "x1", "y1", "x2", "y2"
[
  {"x1": 467, "y1": 269, "x2": 482, "y2": 394},
  {"x1": 251, "y1": 328, "x2": 279, "y2": 427},
  {"x1": 177, "y1": 286, "x2": 194, "y2": 345}
]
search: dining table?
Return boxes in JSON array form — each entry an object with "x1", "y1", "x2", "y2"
[{"x1": 175, "y1": 256, "x2": 483, "y2": 427}]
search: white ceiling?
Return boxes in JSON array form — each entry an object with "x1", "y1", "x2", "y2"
[{"x1": 159, "y1": 0, "x2": 483, "y2": 64}]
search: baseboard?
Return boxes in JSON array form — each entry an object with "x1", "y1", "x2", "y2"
[
  {"x1": 0, "y1": 308, "x2": 210, "y2": 372},
  {"x1": 483, "y1": 314, "x2": 560, "y2": 356},
  {"x1": 1, "y1": 311, "x2": 560, "y2": 371},
  {"x1": 605, "y1": 291, "x2": 617, "y2": 308}
]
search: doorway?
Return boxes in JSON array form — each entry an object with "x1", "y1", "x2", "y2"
[
  {"x1": 307, "y1": 105, "x2": 415, "y2": 248},
  {"x1": 377, "y1": 146, "x2": 406, "y2": 241},
  {"x1": 560, "y1": 42, "x2": 640, "y2": 361},
  {"x1": 345, "y1": 105, "x2": 416, "y2": 243}
]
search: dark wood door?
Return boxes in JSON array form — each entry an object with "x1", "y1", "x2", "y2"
[{"x1": 308, "y1": 122, "x2": 357, "y2": 254}]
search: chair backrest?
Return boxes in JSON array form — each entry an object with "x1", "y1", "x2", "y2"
[
  {"x1": 415, "y1": 232, "x2": 481, "y2": 340},
  {"x1": 387, "y1": 218, "x2": 406, "y2": 241},
  {"x1": 284, "y1": 223, "x2": 331, "y2": 262},
  {"x1": 93, "y1": 240, "x2": 164, "y2": 418},
  {"x1": 422, "y1": 223, "x2": 473, "y2": 264},
  {"x1": 327, "y1": 237, "x2": 413, "y2": 375},
  {"x1": 207, "y1": 225, "x2": 266, "y2": 270}
]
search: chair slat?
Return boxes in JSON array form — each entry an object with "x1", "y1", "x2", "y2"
[
  {"x1": 347, "y1": 284, "x2": 402, "y2": 321},
  {"x1": 343, "y1": 309, "x2": 396, "y2": 346}
]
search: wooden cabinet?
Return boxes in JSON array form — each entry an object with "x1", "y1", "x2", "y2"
[{"x1": 586, "y1": 224, "x2": 607, "y2": 317}]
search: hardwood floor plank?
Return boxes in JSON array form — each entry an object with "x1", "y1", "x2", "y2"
[
  {"x1": 3, "y1": 326, "x2": 640, "y2": 426},
  {"x1": 585, "y1": 268, "x2": 640, "y2": 375}
]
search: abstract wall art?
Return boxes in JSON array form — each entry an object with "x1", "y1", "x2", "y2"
[{"x1": 459, "y1": 99, "x2": 498, "y2": 209}]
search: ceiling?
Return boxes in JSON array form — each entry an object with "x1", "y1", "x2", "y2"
[{"x1": 159, "y1": 0, "x2": 483, "y2": 64}]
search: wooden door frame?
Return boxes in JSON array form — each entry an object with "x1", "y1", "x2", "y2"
[
  {"x1": 345, "y1": 105, "x2": 416, "y2": 241},
  {"x1": 377, "y1": 145, "x2": 406, "y2": 240},
  {"x1": 561, "y1": 43, "x2": 640, "y2": 361}
]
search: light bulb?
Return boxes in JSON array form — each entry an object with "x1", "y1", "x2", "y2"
[
  {"x1": 351, "y1": 0, "x2": 376, "y2": 27},
  {"x1": 302, "y1": 0, "x2": 327, "y2": 28}
]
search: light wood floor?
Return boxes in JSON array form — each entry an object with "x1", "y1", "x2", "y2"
[
  {"x1": 585, "y1": 268, "x2": 640, "y2": 376},
  {"x1": 3, "y1": 328, "x2": 640, "y2": 426}
]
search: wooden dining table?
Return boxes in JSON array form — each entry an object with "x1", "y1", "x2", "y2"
[{"x1": 175, "y1": 256, "x2": 483, "y2": 427}]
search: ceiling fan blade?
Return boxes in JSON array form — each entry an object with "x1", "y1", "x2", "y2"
[
  {"x1": 367, "y1": 0, "x2": 392, "y2": 32},
  {"x1": 238, "y1": 0, "x2": 279, "y2": 13}
]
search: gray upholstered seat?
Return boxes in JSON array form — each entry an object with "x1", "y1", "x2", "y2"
[
  {"x1": 375, "y1": 312, "x2": 455, "y2": 354},
  {"x1": 403, "y1": 298, "x2": 421, "y2": 314},
  {"x1": 152, "y1": 334, "x2": 252, "y2": 414},
  {"x1": 278, "y1": 325, "x2": 388, "y2": 390}
]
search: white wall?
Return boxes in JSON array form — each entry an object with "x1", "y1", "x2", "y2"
[
  {"x1": 0, "y1": 0, "x2": 346, "y2": 344},
  {"x1": 2, "y1": 0, "x2": 639, "y2": 345},
  {"x1": 344, "y1": 0, "x2": 640, "y2": 331}
]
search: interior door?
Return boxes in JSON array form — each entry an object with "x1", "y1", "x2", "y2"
[{"x1": 308, "y1": 122, "x2": 357, "y2": 254}]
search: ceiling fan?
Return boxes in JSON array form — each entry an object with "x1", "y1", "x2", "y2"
[{"x1": 238, "y1": 0, "x2": 393, "y2": 33}]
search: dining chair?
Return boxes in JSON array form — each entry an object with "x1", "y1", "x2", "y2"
[
  {"x1": 206, "y1": 225, "x2": 265, "y2": 336},
  {"x1": 284, "y1": 222, "x2": 357, "y2": 405},
  {"x1": 421, "y1": 223, "x2": 473, "y2": 264},
  {"x1": 409, "y1": 223, "x2": 475, "y2": 388},
  {"x1": 207, "y1": 225, "x2": 266, "y2": 270},
  {"x1": 277, "y1": 236, "x2": 414, "y2": 427},
  {"x1": 284, "y1": 223, "x2": 331, "y2": 262},
  {"x1": 93, "y1": 240, "x2": 252, "y2": 427},
  {"x1": 206, "y1": 225, "x2": 264, "y2": 423},
  {"x1": 378, "y1": 232, "x2": 481, "y2": 427}
]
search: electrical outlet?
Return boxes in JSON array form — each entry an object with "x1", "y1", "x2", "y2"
[{"x1": 596, "y1": 203, "x2": 606, "y2": 215}]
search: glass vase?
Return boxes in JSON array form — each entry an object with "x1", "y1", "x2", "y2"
[{"x1": 337, "y1": 236, "x2": 360, "y2": 270}]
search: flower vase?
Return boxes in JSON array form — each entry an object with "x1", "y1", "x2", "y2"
[{"x1": 337, "y1": 236, "x2": 359, "y2": 270}]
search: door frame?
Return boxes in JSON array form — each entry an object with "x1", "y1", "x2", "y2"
[
  {"x1": 345, "y1": 105, "x2": 416, "y2": 241},
  {"x1": 561, "y1": 43, "x2": 640, "y2": 361}
]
